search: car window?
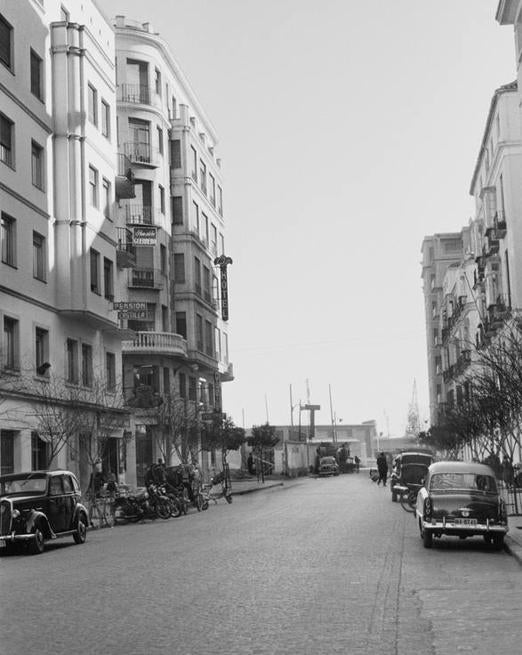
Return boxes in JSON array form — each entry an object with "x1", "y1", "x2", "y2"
[
  {"x1": 430, "y1": 472, "x2": 497, "y2": 493},
  {"x1": 62, "y1": 476, "x2": 74, "y2": 493},
  {"x1": 0, "y1": 477, "x2": 47, "y2": 495},
  {"x1": 49, "y1": 477, "x2": 63, "y2": 496}
]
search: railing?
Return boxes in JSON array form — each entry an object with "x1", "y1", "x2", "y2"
[
  {"x1": 116, "y1": 228, "x2": 136, "y2": 268},
  {"x1": 123, "y1": 142, "x2": 159, "y2": 167},
  {"x1": 118, "y1": 84, "x2": 152, "y2": 105},
  {"x1": 128, "y1": 268, "x2": 165, "y2": 289},
  {"x1": 123, "y1": 204, "x2": 154, "y2": 224},
  {"x1": 122, "y1": 331, "x2": 188, "y2": 357},
  {"x1": 115, "y1": 154, "x2": 136, "y2": 201}
]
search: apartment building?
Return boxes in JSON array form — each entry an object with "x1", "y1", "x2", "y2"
[
  {"x1": 0, "y1": 0, "x2": 129, "y2": 491},
  {"x1": 422, "y1": 80, "x2": 522, "y2": 426},
  {"x1": 113, "y1": 17, "x2": 233, "y2": 483}
]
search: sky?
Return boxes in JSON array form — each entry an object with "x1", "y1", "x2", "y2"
[{"x1": 103, "y1": 0, "x2": 516, "y2": 436}]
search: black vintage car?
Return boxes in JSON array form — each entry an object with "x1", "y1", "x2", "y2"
[
  {"x1": 0, "y1": 470, "x2": 89, "y2": 555},
  {"x1": 415, "y1": 461, "x2": 508, "y2": 550},
  {"x1": 390, "y1": 450, "x2": 434, "y2": 502}
]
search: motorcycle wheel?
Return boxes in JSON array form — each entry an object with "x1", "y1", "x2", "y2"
[
  {"x1": 156, "y1": 499, "x2": 171, "y2": 520},
  {"x1": 201, "y1": 499, "x2": 209, "y2": 511},
  {"x1": 169, "y1": 498, "x2": 182, "y2": 518}
]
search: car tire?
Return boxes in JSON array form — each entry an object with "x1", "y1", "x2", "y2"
[
  {"x1": 483, "y1": 534, "x2": 492, "y2": 545},
  {"x1": 73, "y1": 513, "x2": 88, "y2": 544},
  {"x1": 29, "y1": 526, "x2": 45, "y2": 555},
  {"x1": 422, "y1": 527, "x2": 433, "y2": 549}
]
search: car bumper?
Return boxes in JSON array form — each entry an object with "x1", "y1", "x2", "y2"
[
  {"x1": 0, "y1": 533, "x2": 35, "y2": 545},
  {"x1": 420, "y1": 518, "x2": 508, "y2": 536}
]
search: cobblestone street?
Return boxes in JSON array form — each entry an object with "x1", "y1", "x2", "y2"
[{"x1": 2, "y1": 474, "x2": 522, "y2": 655}]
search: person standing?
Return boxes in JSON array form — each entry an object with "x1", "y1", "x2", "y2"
[{"x1": 376, "y1": 452, "x2": 388, "y2": 487}]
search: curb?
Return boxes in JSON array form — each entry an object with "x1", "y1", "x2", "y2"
[
  {"x1": 231, "y1": 482, "x2": 284, "y2": 496},
  {"x1": 504, "y1": 536, "x2": 522, "y2": 565}
]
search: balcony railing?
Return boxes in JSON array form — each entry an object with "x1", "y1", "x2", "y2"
[
  {"x1": 123, "y1": 204, "x2": 154, "y2": 225},
  {"x1": 116, "y1": 227, "x2": 136, "y2": 269},
  {"x1": 122, "y1": 331, "x2": 188, "y2": 358},
  {"x1": 118, "y1": 84, "x2": 152, "y2": 105},
  {"x1": 123, "y1": 142, "x2": 159, "y2": 167},
  {"x1": 115, "y1": 153, "x2": 136, "y2": 201},
  {"x1": 128, "y1": 268, "x2": 165, "y2": 290}
]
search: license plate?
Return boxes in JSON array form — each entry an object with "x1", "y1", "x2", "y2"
[{"x1": 454, "y1": 518, "x2": 477, "y2": 526}]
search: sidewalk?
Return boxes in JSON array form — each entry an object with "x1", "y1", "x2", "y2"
[
  {"x1": 506, "y1": 513, "x2": 522, "y2": 564},
  {"x1": 230, "y1": 474, "x2": 304, "y2": 496}
]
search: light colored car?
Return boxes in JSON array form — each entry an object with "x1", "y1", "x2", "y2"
[
  {"x1": 318, "y1": 456, "x2": 339, "y2": 477},
  {"x1": 415, "y1": 461, "x2": 508, "y2": 550}
]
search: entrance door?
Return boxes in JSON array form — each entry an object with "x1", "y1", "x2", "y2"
[{"x1": 136, "y1": 428, "x2": 152, "y2": 486}]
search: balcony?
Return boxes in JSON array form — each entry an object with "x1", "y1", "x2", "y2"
[
  {"x1": 122, "y1": 331, "x2": 188, "y2": 358},
  {"x1": 128, "y1": 268, "x2": 165, "y2": 290},
  {"x1": 118, "y1": 84, "x2": 152, "y2": 105},
  {"x1": 115, "y1": 154, "x2": 136, "y2": 200},
  {"x1": 123, "y1": 142, "x2": 159, "y2": 168},
  {"x1": 116, "y1": 227, "x2": 136, "y2": 269},
  {"x1": 483, "y1": 234, "x2": 500, "y2": 258},
  {"x1": 122, "y1": 204, "x2": 155, "y2": 225}
]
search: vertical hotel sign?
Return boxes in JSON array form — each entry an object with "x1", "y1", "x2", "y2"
[{"x1": 214, "y1": 255, "x2": 233, "y2": 321}]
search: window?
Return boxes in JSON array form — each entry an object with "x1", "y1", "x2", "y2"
[
  {"x1": 200, "y1": 160, "x2": 207, "y2": 194},
  {"x1": 176, "y1": 312, "x2": 187, "y2": 338},
  {"x1": 171, "y1": 95, "x2": 177, "y2": 120},
  {"x1": 192, "y1": 201, "x2": 199, "y2": 233},
  {"x1": 155, "y1": 68, "x2": 161, "y2": 96},
  {"x1": 161, "y1": 305, "x2": 169, "y2": 331},
  {"x1": 33, "y1": 231, "x2": 46, "y2": 281},
  {"x1": 88, "y1": 84, "x2": 98, "y2": 126},
  {"x1": 106, "y1": 352, "x2": 116, "y2": 390},
  {"x1": 66, "y1": 338, "x2": 78, "y2": 384},
  {"x1": 172, "y1": 196, "x2": 183, "y2": 224},
  {"x1": 219, "y1": 233, "x2": 225, "y2": 256},
  {"x1": 163, "y1": 366, "x2": 170, "y2": 394},
  {"x1": 102, "y1": 178, "x2": 111, "y2": 218},
  {"x1": 3, "y1": 316, "x2": 19, "y2": 370},
  {"x1": 101, "y1": 99, "x2": 110, "y2": 138},
  {"x1": 196, "y1": 314, "x2": 203, "y2": 350},
  {"x1": 30, "y1": 49, "x2": 43, "y2": 100},
  {"x1": 0, "y1": 15, "x2": 13, "y2": 70},
  {"x1": 189, "y1": 376, "x2": 197, "y2": 401},
  {"x1": 0, "y1": 430, "x2": 15, "y2": 475},
  {"x1": 160, "y1": 244, "x2": 167, "y2": 274},
  {"x1": 223, "y1": 333, "x2": 229, "y2": 362},
  {"x1": 103, "y1": 257, "x2": 113, "y2": 300},
  {"x1": 90, "y1": 248, "x2": 100, "y2": 293},
  {"x1": 159, "y1": 184, "x2": 165, "y2": 213},
  {"x1": 89, "y1": 165, "x2": 98, "y2": 207},
  {"x1": 81, "y1": 343, "x2": 93, "y2": 387},
  {"x1": 202, "y1": 214, "x2": 209, "y2": 244},
  {"x1": 215, "y1": 327, "x2": 221, "y2": 360},
  {"x1": 205, "y1": 320, "x2": 213, "y2": 356},
  {"x1": 170, "y1": 140, "x2": 181, "y2": 168},
  {"x1": 1, "y1": 212, "x2": 16, "y2": 266},
  {"x1": 174, "y1": 253, "x2": 185, "y2": 282},
  {"x1": 0, "y1": 113, "x2": 14, "y2": 168},
  {"x1": 209, "y1": 173, "x2": 216, "y2": 206},
  {"x1": 190, "y1": 146, "x2": 197, "y2": 181},
  {"x1": 179, "y1": 372, "x2": 186, "y2": 398},
  {"x1": 31, "y1": 432, "x2": 48, "y2": 471},
  {"x1": 128, "y1": 117, "x2": 151, "y2": 163},
  {"x1": 35, "y1": 327, "x2": 49, "y2": 375},
  {"x1": 203, "y1": 265, "x2": 210, "y2": 301},
  {"x1": 194, "y1": 257, "x2": 201, "y2": 294},
  {"x1": 211, "y1": 224, "x2": 217, "y2": 255},
  {"x1": 157, "y1": 126, "x2": 163, "y2": 155},
  {"x1": 218, "y1": 185, "x2": 223, "y2": 216},
  {"x1": 31, "y1": 140, "x2": 44, "y2": 189}
]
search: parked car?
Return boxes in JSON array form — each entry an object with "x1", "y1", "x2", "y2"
[
  {"x1": 318, "y1": 456, "x2": 339, "y2": 477},
  {"x1": 0, "y1": 470, "x2": 89, "y2": 555},
  {"x1": 390, "y1": 450, "x2": 434, "y2": 502},
  {"x1": 415, "y1": 461, "x2": 508, "y2": 550}
]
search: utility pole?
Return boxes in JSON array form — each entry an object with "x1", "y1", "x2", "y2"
[{"x1": 329, "y1": 384, "x2": 336, "y2": 443}]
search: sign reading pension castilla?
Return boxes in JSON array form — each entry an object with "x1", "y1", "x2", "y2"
[
  {"x1": 113, "y1": 301, "x2": 148, "y2": 320},
  {"x1": 214, "y1": 255, "x2": 233, "y2": 321},
  {"x1": 133, "y1": 226, "x2": 157, "y2": 245}
]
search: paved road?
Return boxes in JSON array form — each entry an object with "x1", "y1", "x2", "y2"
[{"x1": 1, "y1": 474, "x2": 521, "y2": 655}]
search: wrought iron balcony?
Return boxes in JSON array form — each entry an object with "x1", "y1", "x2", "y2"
[
  {"x1": 122, "y1": 204, "x2": 155, "y2": 225},
  {"x1": 128, "y1": 268, "x2": 165, "y2": 290},
  {"x1": 118, "y1": 84, "x2": 152, "y2": 105},
  {"x1": 115, "y1": 154, "x2": 136, "y2": 200},
  {"x1": 116, "y1": 227, "x2": 136, "y2": 269},
  {"x1": 123, "y1": 142, "x2": 159, "y2": 168}
]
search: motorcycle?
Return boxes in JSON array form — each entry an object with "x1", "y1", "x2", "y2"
[{"x1": 113, "y1": 484, "x2": 171, "y2": 523}]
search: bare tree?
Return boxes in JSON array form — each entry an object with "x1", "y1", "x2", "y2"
[{"x1": 154, "y1": 393, "x2": 200, "y2": 466}]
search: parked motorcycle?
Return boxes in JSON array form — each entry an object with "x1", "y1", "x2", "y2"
[{"x1": 113, "y1": 484, "x2": 171, "y2": 523}]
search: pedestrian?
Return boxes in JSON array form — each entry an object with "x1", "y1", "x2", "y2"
[
  {"x1": 354, "y1": 455, "x2": 360, "y2": 473},
  {"x1": 376, "y1": 452, "x2": 388, "y2": 487},
  {"x1": 247, "y1": 451, "x2": 255, "y2": 475}
]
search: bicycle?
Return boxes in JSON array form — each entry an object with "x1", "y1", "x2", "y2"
[
  {"x1": 88, "y1": 490, "x2": 115, "y2": 528},
  {"x1": 396, "y1": 482, "x2": 422, "y2": 514}
]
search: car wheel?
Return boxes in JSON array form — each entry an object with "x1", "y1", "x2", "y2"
[
  {"x1": 29, "y1": 526, "x2": 45, "y2": 555},
  {"x1": 422, "y1": 527, "x2": 433, "y2": 549},
  {"x1": 492, "y1": 534, "x2": 504, "y2": 551},
  {"x1": 73, "y1": 513, "x2": 88, "y2": 544},
  {"x1": 483, "y1": 534, "x2": 492, "y2": 545}
]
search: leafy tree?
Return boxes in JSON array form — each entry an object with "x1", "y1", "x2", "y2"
[{"x1": 249, "y1": 423, "x2": 279, "y2": 482}]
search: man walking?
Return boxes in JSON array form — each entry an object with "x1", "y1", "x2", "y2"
[{"x1": 376, "y1": 452, "x2": 388, "y2": 487}]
